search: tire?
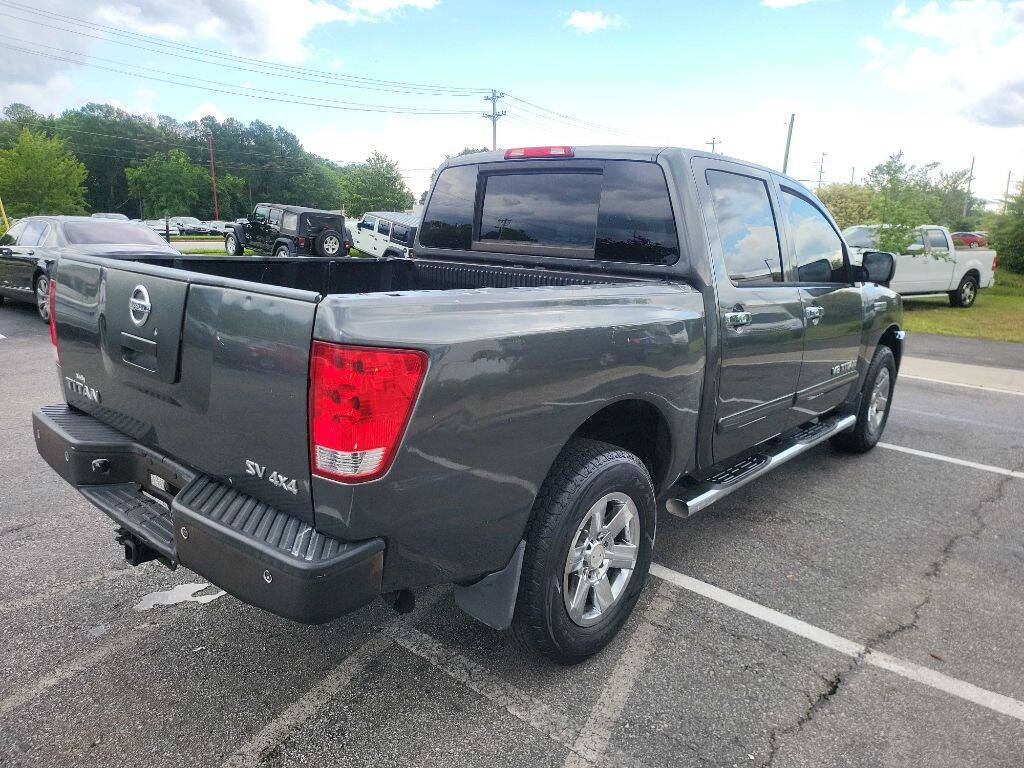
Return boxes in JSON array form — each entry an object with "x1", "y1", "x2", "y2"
[
  {"x1": 831, "y1": 345, "x2": 896, "y2": 454},
  {"x1": 274, "y1": 245, "x2": 290, "y2": 258},
  {"x1": 225, "y1": 232, "x2": 243, "y2": 256},
  {"x1": 35, "y1": 273, "x2": 50, "y2": 323},
  {"x1": 315, "y1": 229, "x2": 342, "y2": 257},
  {"x1": 512, "y1": 438, "x2": 656, "y2": 663},
  {"x1": 948, "y1": 273, "x2": 979, "y2": 307}
]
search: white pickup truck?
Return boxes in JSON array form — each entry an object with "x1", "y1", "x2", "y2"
[{"x1": 843, "y1": 225, "x2": 996, "y2": 307}]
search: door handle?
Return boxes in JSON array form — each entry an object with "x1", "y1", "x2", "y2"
[
  {"x1": 804, "y1": 306, "x2": 824, "y2": 324},
  {"x1": 723, "y1": 311, "x2": 752, "y2": 328}
]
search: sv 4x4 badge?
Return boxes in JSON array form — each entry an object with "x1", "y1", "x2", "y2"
[{"x1": 245, "y1": 460, "x2": 299, "y2": 495}]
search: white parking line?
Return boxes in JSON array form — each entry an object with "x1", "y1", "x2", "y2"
[
  {"x1": 878, "y1": 442, "x2": 1024, "y2": 480},
  {"x1": 650, "y1": 563, "x2": 1024, "y2": 723},
  {"x1": 901, "y1": 374, "x2": 1024, "y2": 397}
]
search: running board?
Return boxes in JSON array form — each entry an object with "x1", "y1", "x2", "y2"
[{"x1": 665, "y1": 413, "x2": 856, "y2": 519}]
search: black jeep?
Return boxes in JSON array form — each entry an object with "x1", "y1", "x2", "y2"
[{"x1": 224, "y1": 204, "x2": 348, "y2": 258}]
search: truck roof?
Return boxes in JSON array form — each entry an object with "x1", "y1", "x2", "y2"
[{"x1": 440, "y1": 145, "x2": 817, "y2": 199}]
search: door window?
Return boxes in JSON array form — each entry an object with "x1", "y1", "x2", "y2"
[
  {"x1": 268, "y1": 208, "x2": 282, "y2": 226},
  {"x1": 282, "y1": 212, "x2": 298, "y2": 231},
  {"x1": 253, "y1": 206, "x2": 269, "y2": 223},
  {"x1": 780, "y1": 189, "x2": 848, "y2": 283},
  {"x1": 391, "y1": 224, "x2": 410, "y2": 244},
  {"x1": 377, "y1": 219, "x2": 392, "y2": 237},
  {"x1": 705, "y1": 170, "x2": 784, "y2": 285},
  {"x1": 361, "y1": 215, "x2": 377, "y2": 232},
  {"x1": 19, "y1": 219, "x2": 48, "y2": 246},
  {"x1": 0, "y1": 220, "x2": 27, "y2": 246},
  {"x1": 906, "y1": 231, "x2": 926, "y2": 254},
  {"x1": 925, "y1": 229, "x2": 948, "y2": 251}
]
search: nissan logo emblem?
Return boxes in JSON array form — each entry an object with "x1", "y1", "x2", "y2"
[{"x1": 129, "y1": 285, "x2": 151, "y2": 327}]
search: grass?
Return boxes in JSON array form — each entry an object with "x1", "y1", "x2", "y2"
[
  {"x1": 901, "y1": 268, "x2": 1024, "y2": 343},
  {"x1": 170, "y1": 234, "x2": 225, "y2": 241}
]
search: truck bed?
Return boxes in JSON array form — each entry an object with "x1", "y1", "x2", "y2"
[{"x1": 132, "y1": 255, "x2": 635, "y2": 294}]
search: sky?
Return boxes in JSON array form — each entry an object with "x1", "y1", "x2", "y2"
[{"x1": 0, "y1": 0, "x2": 1022, "y2": 203}]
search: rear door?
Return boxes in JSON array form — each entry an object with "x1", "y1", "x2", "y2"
[
  {"x1": 267, "y1": 207, "x2": 283, "y2": 250},
  {"x1": 376, "y1": 219, "x2": 392, "y2": 254},
  {"x1": 891, "y1": 229, "x2": 929, "y2": 293},
  {"x1": 6, "y1": 218, "x2": 47, "y2": 294},
  {"x1": 694, "y1": 159, "x2": 806, "y2": 462},
  {"x1": 0, "y1": 220, "x2": 28, "y2": 296},
  {"x1": 775, "y1": 182, "x2": 864, "y2": 414},
  {"x1": 52, "y1": 258, "x2": 320, "y2": 522}
]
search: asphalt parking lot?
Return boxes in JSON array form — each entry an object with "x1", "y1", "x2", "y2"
[{"x1": 2, "y1": 298, "x2": 1023, "y2": 767}]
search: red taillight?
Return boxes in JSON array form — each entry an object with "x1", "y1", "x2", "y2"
[
  {"x1": 48, "y1": 277, "x2": 58, "y2": 357},
  {"x1": 309, "y1": 342, "x2": 427, "y2": 483},
  {"x1": 297, "y1": 236, "x2": 306, "y2": 248},
  {"x1": 504, "y1": 146, "x2": 574, "y2": 159}
]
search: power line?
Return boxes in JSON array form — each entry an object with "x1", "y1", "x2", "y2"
[
  {"x1": 705, "y1": 137, "x2": 721, "y2": 153},
  {"x1": 0, "y1": 1, "x2": 488, "y2": 95}
]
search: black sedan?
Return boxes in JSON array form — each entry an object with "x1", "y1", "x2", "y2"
[{"x1": 0, "y1": 216, "x2": 179, "y2": 322}]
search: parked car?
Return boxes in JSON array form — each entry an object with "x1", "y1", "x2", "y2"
[
  {"x1": 90, "y1": 212, "x2": 130, "y2": 221},
  {"x1": 843, "y1": 224, "x2": 995, "y2": 307},
  {"x1": 224, "y1": 204, "x2": 347, "y2": 257},
  {"x1": 35, "y1": 146, "x2": 902, "y2": 662},
  {"x1": 145, "y1": 219, "x2": 181, "y2": 237},
  {"x1": 0, "y1": 216, "x2": 178, "y2": 322},
  {"x1": 952, "y1": 231, "x2": 988, "y2": 248},
  {"x1": 171, "y1": 217, "x2": 209, "y2": 235},
  {"x1": 204, "y1": 220, "x2": 230, "y2": 234},
  {"x1": 353, "y1": 211, "x2": 419, "y2": 257}
]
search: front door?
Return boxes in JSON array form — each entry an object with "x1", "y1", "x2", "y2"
[
  {"x1": 775, "y1": 182, "x2": 864, "y2": 415},
  {"x1": 251, "y1": 205, "x2": 271, "y2": 251},
  {"x1": 921, "y1": 228, "x2": 955, "y2": 291},
  {"x1": 696, "y1": 160, "x2": 806, "y2": 463},
  {"x1": 0, "y1": 219, "x2": 27, "y2": 296},
  {"x1": 891, "y1": 229, "x2": 930, "y2": 293}
]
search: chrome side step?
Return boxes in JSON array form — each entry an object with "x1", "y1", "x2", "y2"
[{"x1": 665, "y1": 413, "x2": 856, "y2": 519}]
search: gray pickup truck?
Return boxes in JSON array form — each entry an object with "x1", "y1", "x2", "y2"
[{"x1": 34, "y1": 146, "x2": 903, "y2": 662}]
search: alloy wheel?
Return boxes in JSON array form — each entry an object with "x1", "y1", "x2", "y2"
[
  {"x1": 35, "y1": 276, "x2": 49, "y2": 322},
  {"x1": 867, "y1": 367, "x2": 891, "y2": 435},
  {"x1": 563, "y1": 492, "x2": 640, "y2": 627}
]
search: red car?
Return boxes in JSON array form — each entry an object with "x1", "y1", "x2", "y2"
[{"x1": 952, "y1": 232, "x2": 988, "y2": 248}]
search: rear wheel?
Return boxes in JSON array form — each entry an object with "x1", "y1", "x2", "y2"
[
  {"x1": 315, "y1": 230, "x2": 342, "y2": 257},
  {"x1": 831, "y1": 345, "x2": 895, "y2": 453},
  {"x1": 35, "y1": 274, "x2": 50, "y2": 323},
  {"x1": 274, "y1": 245, "x2": 290, "y2": 258},
  {"x1": 948, "y1": 274, "x2": 978, "y2": 307},
  {"x1": 512, "y1": 438, "x2": 655, "y2": 663}
]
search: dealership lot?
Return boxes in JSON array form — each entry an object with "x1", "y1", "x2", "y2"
[{"x1": 2, "y1": 300, "x2": 1022, "y2": 768}]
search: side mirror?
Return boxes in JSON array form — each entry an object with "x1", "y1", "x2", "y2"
[
  {"x1": 860, "y1": 250, "x2": 895, "y2": 285},
  {"x1": 905, "y1": 242, "x2": 925, "y2": 254}
]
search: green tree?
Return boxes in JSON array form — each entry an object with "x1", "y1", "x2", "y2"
[
  {"x1": 126, "y1": 149, "x2": 208, "y2": 218},
  {"x1": 864, "y1": 152, "x2": 935, "y2": 253},
  {"x1": 991, "y1": 185, "x2": 1024, "y2": 273},
  {"x1": 816, "y1": 183, "x2": 875, "y2": 230},
  {"x1": 0, "y1": 128, "x2": 87, "y2": 217},
  {"x1": 338, "y1": 151, "x2": 414, "y2": 217}
]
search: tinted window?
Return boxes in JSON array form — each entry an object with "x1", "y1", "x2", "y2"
[
  {"x1": 62, "y1": 221, "x2": 169, "y2": 246},
  {"x1": 392, "y1": 224, "x2": 410, "y2": 244},
  {"x1": 361, "y1": 215, "x2": 377, "y2": 230},
  {"x1": 781, "y1": 190, "x2": 847, "y2": 283},
  {"x1": 926, "y1": 229, "x2": 948, "y2": 250},
  {"x1": 480, "y1": 172, "x2": 600, "y2": 251},
  {"x1": 19, "y1": 219, "x2": 48, "y2": 246},
  {"x1": 268, "y1": 208, "x2": 282, "y2": 226},
  {"x1": 595, "y1": 161, "x2": 679, "y2": 264},
  {"x1": 378, "y1": 219, "x2": 392, "y2": 236},
  {"x1": 0, "y1": 220, "x2": 26, "y2": 246},
  {"x1": 706, "y1": 170, "x2": 783, "y2": 285},
  {"x1": 253, "y1": 206, "x2": 269, "y2": 223},
  {"x1": 419, "y1": 165, "x2": 477, "y2": 249},
  {"x1": 282, "y1": 212, "x2": 298, "y2": 230}
]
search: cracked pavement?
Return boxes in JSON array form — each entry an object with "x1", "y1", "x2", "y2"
[{"x1": 2, "y1": 300, "x2": 1023, "y2": 767}]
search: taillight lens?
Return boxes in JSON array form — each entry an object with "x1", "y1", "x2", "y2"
[
  {"x1": 48, "y1": 276, "x2": 58, "y2": 357},
  {"x1": 297, "y1": 236, "x2": 306, "y2": 247},
  {"x1": 309, "y1": 342, "x2": 427, "y2": 483}
]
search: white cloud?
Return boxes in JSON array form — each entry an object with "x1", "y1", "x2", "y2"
[
  {"x1": 349, "y1": 0, "x2": 438, "y2": 12},
  {"x1": 564, "y1": 10, "x2": 622, "y2": 33},
  {"x1": 189, "y1": 101, "x2": 226, "y2": 122},
  {"x1": 761, "y1": 0, "x2": 822, "y2": 7},
  {"x1": 870, "y1": 1, "x2": 1024, "y2": 126}
]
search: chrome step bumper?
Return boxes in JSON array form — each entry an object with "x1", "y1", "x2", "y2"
[{"x1": 665, "y1": 413, "x2": 856, "y2": 518}]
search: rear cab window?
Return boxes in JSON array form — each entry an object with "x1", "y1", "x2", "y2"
[{"x1": 419, "y1": 160, "x2": 679, "y2": 265}]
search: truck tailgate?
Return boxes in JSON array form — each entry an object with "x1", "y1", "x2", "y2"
[{"x1": 53, "y1": 257, "x2": 318, "y2": 523}]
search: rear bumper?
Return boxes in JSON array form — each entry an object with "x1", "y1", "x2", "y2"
[{"x1": 32, "y1": 404, "x2": 384, "y2": 624}]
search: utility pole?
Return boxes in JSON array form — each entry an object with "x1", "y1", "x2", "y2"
[
  {"x1": 1004, "y1": 170, "x2": 1013, "y2": 214},
  {"x1": 850, "y1": 167, "x2": 856, "y2": 184},
  {"x1": 815, "y1": 152, "x2": 827, "y2": 189},
  {"x1": 206, "y1": 133, "x2": 220, "y2": 221},
  {"x1": 782, "y1": 113, "x2": 795, "y2": 173},
  {"x1": 706, "y1": 137, "x2": 721, "y2": 153},
  {"x1": 962, "y1": 156, "x2": 975, "y2": 219},
  {"x1": 482, "y1": 90, "x2": 506, "y2": 151}
]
